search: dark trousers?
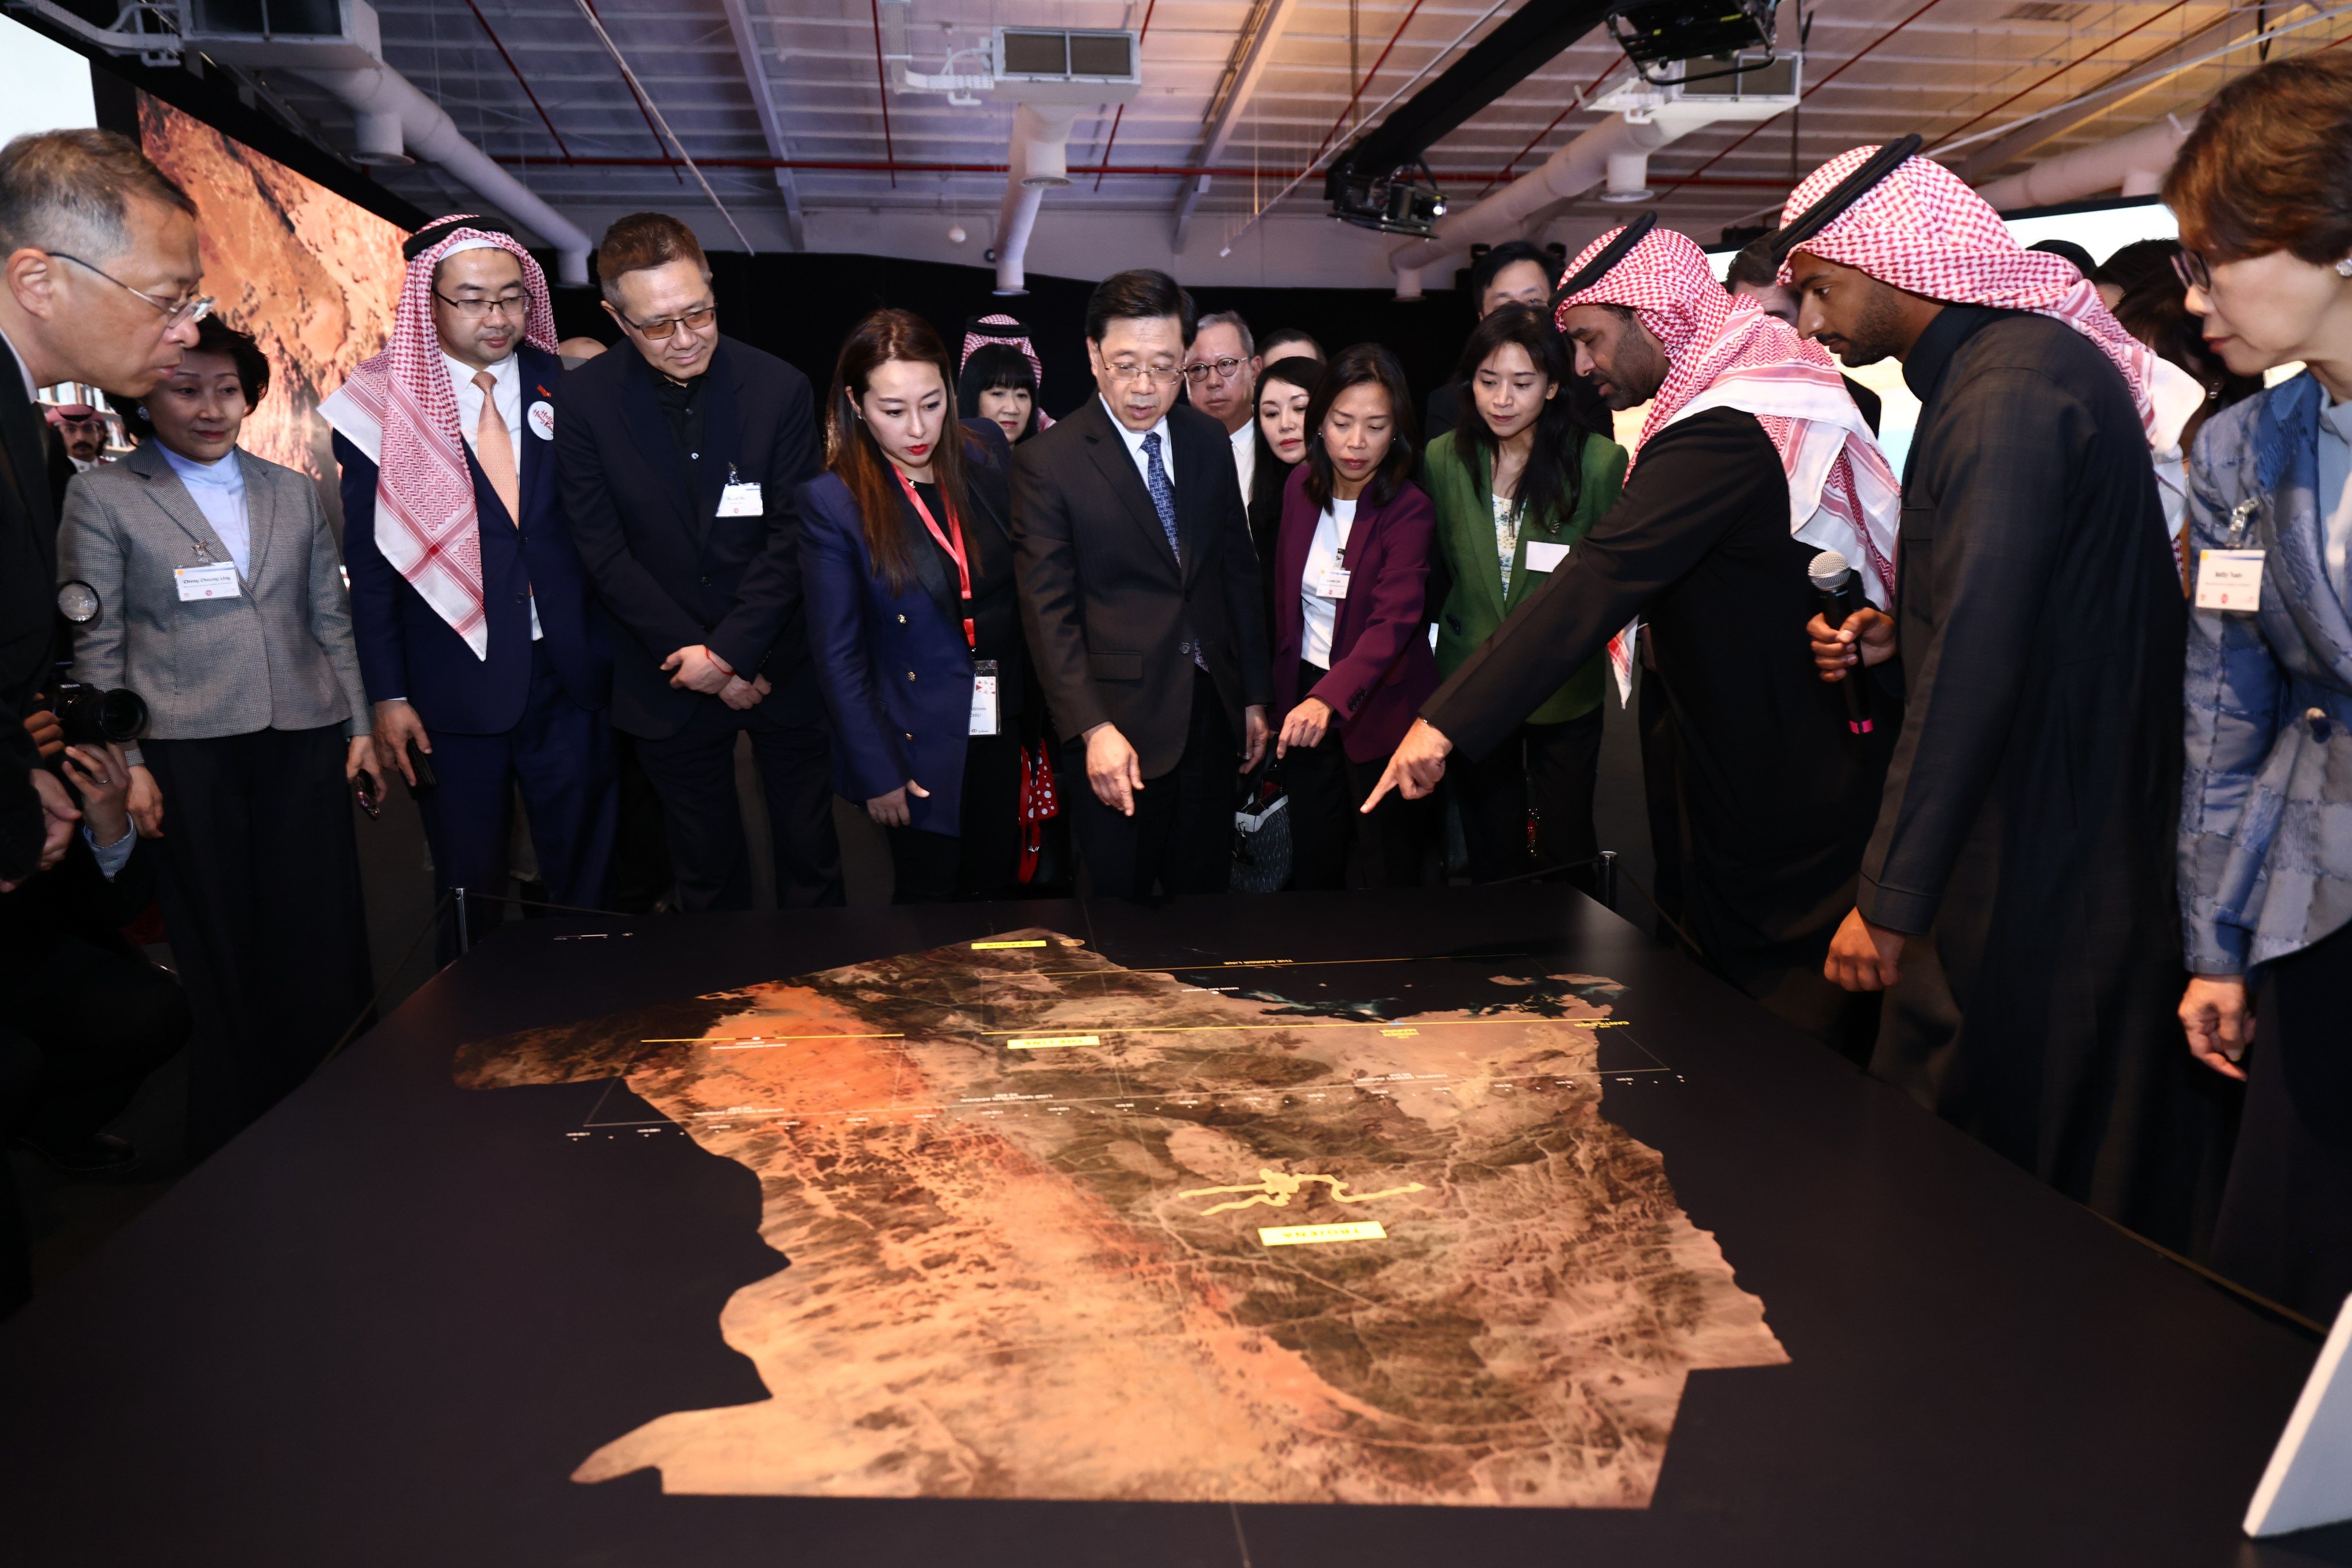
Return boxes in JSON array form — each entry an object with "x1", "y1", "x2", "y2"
[
  {"x1": 885, "y1": 732, "x2": 1024, "y2": 903},
  {"x1": 419, "y1": 639, "x2": 618, "y2": 961},
  {"x1": 1065, "y1": 668, "x2": 1235, "y2": 899},
  {"x1": 634, "y1": 701, "x2": 842, "y2": 912},
  {"x1": 142, "y1": 725, "x2": 372, "y2": 1160},
  {"x1": 1450, "y1": 705, "x2": 1603, "y2": 889},
  {"x1": 607, "y1": 733, "x2": 672, "y2": 914},
  {"x1": 0, "y1": 1024, "x2": 39, "y2": 1315},
  {"x1": 2214, "y1": 918, "x2": 2352, "y2": 1324},
  {"x1": 0, "y1": 934, "x2": 187, "y2": 1147},
  {"x1": 1284, "y1": 661, "x2": 1428, "y2": 891}
]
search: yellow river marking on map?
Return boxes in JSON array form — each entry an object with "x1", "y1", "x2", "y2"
[{"x1": 1178, "y1": 1169, "x2": 1430, "y2": 1217}]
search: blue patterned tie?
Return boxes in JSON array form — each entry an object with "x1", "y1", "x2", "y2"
[{"x1": 1142, "y1": 430, "x2": 1180, "y2": 564}]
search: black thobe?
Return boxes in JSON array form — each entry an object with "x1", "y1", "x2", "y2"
[
  {"x1": 1425, "y1": 407, "x2": 1897, "y2": 1056},
  {"x1": 1866, "y1": 306, "x2": 2201, "y2": 1241}
]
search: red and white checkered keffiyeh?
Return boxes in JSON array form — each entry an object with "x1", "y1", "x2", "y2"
[
  {"x1": 320, "y1": 217, "x2": 557, "y2": 659},
  {"x1": 1775, "y1": 145, "x2": 2161, "y2": 441},
  {"x1": 1557, "y1": 222, "x2": 1901, "y2": 701},
  {"x1": 959, "y1": 313, "x2": 1053, "y2": 434}
]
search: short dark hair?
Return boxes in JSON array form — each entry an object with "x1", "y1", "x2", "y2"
[
  {"x1": 1259, "y1": 327, "x2": 1322, "y2": 360},
  {"x1": 2092, "y1": 237, "x2": 2181, "y2": 296},
  {"x1": 1085, "y1": 268, "x2": 1194, "y2": 343},
  {"x1": 957, "y1": 343, "x2": 1038, "y2": 440},
  {"x1": 2027, "y1": 238, "x2": 2096, "y2": 277},
  {"x1": 0, "y1": 129, "x2": 196, "y2": 260},
  {"x1": 2166, "y1": 52, "x2": 2352, "y2": 265},
  {"x1": 1470, "y1": 240, "x2": 1555, "y2": 304},
  {"x1": 595, "y1": 213, "x2": 709, "y2": 303},
  {"x1": 1724, "y1": 233, "x2": 1782, "y2": 291},
  {"x1": 1302, "y1": 342, "x2": 1418, "y2": 513},
  {"x1": 119, "y1": 315, "x2": 270, "y2": 439}
]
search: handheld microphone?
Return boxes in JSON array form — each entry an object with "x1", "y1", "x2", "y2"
[{"x1": 1808, "y1": 549, "x2": 1875, "y2": 736}]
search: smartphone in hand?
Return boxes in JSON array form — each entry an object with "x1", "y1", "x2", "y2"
[{"x1": 404, "y1": 739, "x2": 438, "y2": 798}]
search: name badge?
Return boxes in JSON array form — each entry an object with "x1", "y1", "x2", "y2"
[
  {"x1": 1523, "y1": 540, "x2": 1570, "y2": 573},
  {"x1": 717, "y1": 480, "x2": 763, "y2": 518},
  {"x1": 2195, "y1": 549, "x2": 2264, "y2": 611},
  {"x1": 1315, "y1": 567, "x2": 1351, "y2": 600},
  {"x1": 175, "y1": 562, "x2": 240, "y2": 601},
  {"x1": 527, "y1": 400, "x2": 555, "y2": 440},
  {"x1": 970, "y1": 658, "x2": 1000, "y2": 737}
]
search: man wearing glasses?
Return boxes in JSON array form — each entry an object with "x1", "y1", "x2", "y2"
[
  {"x1": 1181, "y1": 310, "x2": 1262, "y2": 499},
  {"x1": 557, "y1": 213, "x2": 839, "y2": 912},
  {"x1": 0, "y1": 129, "x2": 204, "y2": 897},
  {"x1": 1014, "y1": 269, "x2": 1270, "y2": 898},
  {"x1": 327, "y1": 216, "x2": 616, "y2": 960}
]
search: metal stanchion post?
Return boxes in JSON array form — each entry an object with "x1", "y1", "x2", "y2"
[
  {"x1": 454, "y1": 886, "x2": 470, "y2": 955},
  {"x1": 1598, "y1": 849, "x2": 1619, "y2": 912}
]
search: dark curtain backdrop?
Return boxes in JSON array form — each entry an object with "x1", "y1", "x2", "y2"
[{"x1": 551, "y1": 251, "x2": 1487, "y2": 437}]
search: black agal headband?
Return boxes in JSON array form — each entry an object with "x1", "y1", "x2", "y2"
[
  {"x1": 1770, "y1": 134, "x2": 1924, "y2": 266},
  {"x1": 403, "y1": 216, "x2": 519, "y2": 262},
  {"x1": 1554, "y1": 210, "x2": 1659, "y2": 303}
]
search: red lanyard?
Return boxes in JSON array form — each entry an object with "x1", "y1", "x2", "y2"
[{"x1": 896, "y1": 470, "x2": 976, "y2": 650}]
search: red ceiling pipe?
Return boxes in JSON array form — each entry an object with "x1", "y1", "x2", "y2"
[
  {"x1": 578, "y1": 0, "x2": 681, "y2": 181},
  {"x1": 870, "y1": 0, "x2": 898, "y2": 187},
  {"x1": 462, "y1": 0, "x2": 572, "y2": 159},
  {"x1": 1094, "y1": 0, "x2": 1158, "y2": 192},
  {"x1": 1927, "y1": 0, "x2": 2191, "y2": 153}
]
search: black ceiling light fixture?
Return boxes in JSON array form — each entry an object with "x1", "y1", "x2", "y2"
[{"x1": 1604, "y1": 0, "x2": 1782, "y2": 86}]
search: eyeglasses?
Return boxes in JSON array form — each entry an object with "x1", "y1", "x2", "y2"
[
  {"x1": 433, "y1": 288, "x2": 530, "y2": 320},
  {"x1": 2172, "y1": 248, "x2": 2212, "y2": 294},
  {"x1": 1181, "y1": 356, "x2": 1247, "y2": 384},
  {"x1": 617, "y1": 303, "x2": 717, "y2": 341},
  {"x1": 50, "y1": 251, "x2": 213, "y2": 331},
  {"x1": 1105, "y1": 361, "x2": 1182, "y2": 387}
]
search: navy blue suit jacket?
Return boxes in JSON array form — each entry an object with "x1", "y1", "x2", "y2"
[
  {"x1": 338, "y1": 343, "x2": 609, "y2": 733},
  {"x1": 797, "y1": 422, "x2": 1013, "y2": 836},
  {"x1": 555, "y1": 335, "x2": 824, "y2": 740}
]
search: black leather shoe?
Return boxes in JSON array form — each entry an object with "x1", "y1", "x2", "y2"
[{"x1": 13, "y1": 1132, "x2": 141, "y2": 1178}]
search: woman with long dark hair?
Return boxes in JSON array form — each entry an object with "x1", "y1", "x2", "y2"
[
  {"x1": 1422, "y1": 303, "x2": 1626, "y2": 885},
  {"x1": 2166, "y1": 52, "x2": 2352, "y2": 1322},
  {"x1": 1246, "y1": 354, "x2": 1325, "y2": 587},
  {"x1": 1267, "y1": 343, "x2": 1440, "y2": 888},
  {"x1": 798, "y1": 309, "x2": 1033, "y2": 902}
]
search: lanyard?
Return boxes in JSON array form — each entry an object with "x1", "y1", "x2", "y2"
[{"x1": 897, "y1": 470, "x2": 976, "y2": 651}]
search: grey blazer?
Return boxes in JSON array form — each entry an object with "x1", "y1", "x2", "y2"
[{"x1": 56, "y1": 441, "x2": 370, "y2": 746}]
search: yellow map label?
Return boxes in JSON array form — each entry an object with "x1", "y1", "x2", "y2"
[
  {"x1": 972, "y1": 939, "x2": 1049, "y2": 950},
  {"x1": 1006, "y1": 1034, "x2": 1100, "y2": 1050},
  {"x1": 1259, "y1": 1221, "x2": 1387, "y2": 1246}
]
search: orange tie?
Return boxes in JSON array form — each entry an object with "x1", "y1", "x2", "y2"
[{"x1": 472, "y1": 369, "x2": 520, "y2": 527}]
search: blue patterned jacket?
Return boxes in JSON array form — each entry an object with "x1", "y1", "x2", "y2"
[{"x1": 2180, "y1": 370, "x2": 2352, "y2": 974}]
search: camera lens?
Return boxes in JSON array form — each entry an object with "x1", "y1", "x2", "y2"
[{"x1": 95, "y1": 689, "x2": 147, "y2": 743}]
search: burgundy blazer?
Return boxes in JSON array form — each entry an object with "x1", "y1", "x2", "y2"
[{"x1": 1270, "y1": 463, "x2": 1441, "y2": 763}]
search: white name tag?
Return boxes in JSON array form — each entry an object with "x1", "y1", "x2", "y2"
[
  {"x1": 1315, "y1": 567, "x2": 1351, "y2": 599},
  {"x1": 1523, "y1": 540, "x2": 1571, "y2": 573},
  {"x1": 2195, "y1": 549, "x2": 2265, "y2": 611},
  {"x1": 969, "y1": 659, "x2": 1000, "y2": 737},
  {"x1": 175, "y1": 562, "x2": 240, "y2": 601},
  {"x1": 717, "y1": 481, "x2": 763, "y2": 517},
  {"x1": 527, "y1": 400, "x2": 555, "y2": 440}
]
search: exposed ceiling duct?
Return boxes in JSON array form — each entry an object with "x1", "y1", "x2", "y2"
[
  {"x1": 1973, "y1": 111, "x2": 2197, "y2": 214},
  {"x1": 974, "y1": 26, "x2": 1142, "y2": 296},
  {"x1": 992, "y1": 102, "x2": 1086, "y2": 296},
  {"x1": 1385, "y1": 78, "x2": 1795, "y2": 299}
]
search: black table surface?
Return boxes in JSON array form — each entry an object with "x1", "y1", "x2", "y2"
[{"x1": 3, "y1": 887, "x2": 2346, "y2": 1567}]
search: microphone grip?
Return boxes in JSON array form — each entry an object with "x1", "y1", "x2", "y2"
[{"x1": 1816, "y1": 581, "x2": 1876, "y2": 736}]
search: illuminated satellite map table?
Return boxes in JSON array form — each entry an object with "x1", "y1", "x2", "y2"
[{"x1": 0, "y1": 887, "x2": 2341, "y2": 1566}]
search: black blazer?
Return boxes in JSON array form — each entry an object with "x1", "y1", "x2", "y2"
[
  {"x1": 1013, "y1": 397, "x2": 1270, "y2": 778},
  {"x1": 0, "y1": 347, "x2": 57, "y2": 880},
  {"x1": 556, "y1": 335, "x2": 823, "y2": 740}
]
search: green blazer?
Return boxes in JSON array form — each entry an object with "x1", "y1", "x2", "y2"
[{"x1": 1425, "y1": 427, "x2": 1627, "y2": 725}]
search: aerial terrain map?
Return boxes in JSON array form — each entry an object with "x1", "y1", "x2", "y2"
[{"x1": 456, "y1": 929, "x2": 1786, "y2": 1507}]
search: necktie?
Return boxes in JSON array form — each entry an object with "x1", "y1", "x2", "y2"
[
  {"x1": 1141, "y1": 429, "x2": 1179, "y2": 564},
  {"x1": 472, "y1": 369, "x2": 521, "y2": 527}
]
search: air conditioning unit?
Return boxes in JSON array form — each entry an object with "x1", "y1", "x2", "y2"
[
  {"x1": 990, "y1": 28, "x2": 1142, "y2": 104},
  {"x1": 174, "y1": 0, "x2": 383, "y2": 68}
]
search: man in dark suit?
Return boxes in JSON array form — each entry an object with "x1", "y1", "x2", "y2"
[
  {"x1": 1013, "y1": 269, "x2": 1270, "y2": 898},
  {"x1": 0, "y1": 129, "x2": 204, "y2": 889},
  {"x1": 330, "y1": 217, "x2": 616, "y2": 959},
  {"x1": 558, "y1": 213, "x2": 839, "y2": 910}
]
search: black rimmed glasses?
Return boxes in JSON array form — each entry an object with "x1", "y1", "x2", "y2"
[
  {"x1": 617, "y1": 303, "x2": 717, "y2": 341},
  {"x1": 433, "y1": 288, "x2": 530, "y2": 320},
  {"x1": 50, "y1": 251, "x2": 213, "y2": 331},
  {"x1": 2172, "y1": 247, "x2": 2212, "y2": 294},
  {"x1": 1181, "y1": 356, "x2": 1248, "y2": 385}
]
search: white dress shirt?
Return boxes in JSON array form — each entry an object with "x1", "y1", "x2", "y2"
[
  {"x1": 156, "y1": 443, "x2": 252, "y2": 578},
  {"x1": 1103, "y1": 396, "x2": 1176, "y2": 501},
  {"x1": 444, "y1": 350, "x2": 541, "y2": 640},
  {"x1": 1300, "y1": 498, "x2": 1357, "y2": 670},
  {"x1": 1229, "y1": 419, "x2": 1256, "y2": 502}
]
